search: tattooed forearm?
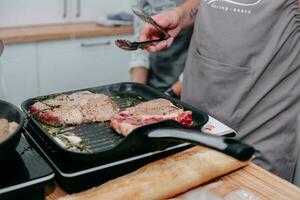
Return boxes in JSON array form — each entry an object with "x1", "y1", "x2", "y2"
[
  {"x1": 189, "y1": 7, "x2": 199, "y2": 20},
  {"x1": 188, "y1": 0, "x2": 200, "y2": 21},
  {"x1": 177, "y1": 0, "x2": 200, "y2": 28}
]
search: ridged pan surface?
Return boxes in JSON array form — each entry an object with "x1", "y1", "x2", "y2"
[{"x1": 21, "y1": 83, "x2": 209, "y2": 159}]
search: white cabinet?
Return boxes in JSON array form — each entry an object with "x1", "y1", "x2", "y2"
[
  {"x1": 69, "y1": 0, "x2": 131, "y2": 22},
  {"x1": 0, "y1": 0, "x2": 131, "y2": 28},
  {"x1": 0, "y1": 35, "x2": 131, "y2": 104},
  {"x1": 0, "y1": 43, "x2": 39, "y2": 105},
  {"x1": 0, "y1": 0, "x2": 69, "y2": 27},
  {"x1": 37, "y1": 36, "x2": 131, "y2": 95}
]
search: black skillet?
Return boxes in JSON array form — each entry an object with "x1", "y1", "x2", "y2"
[
  {"x1": 0, "y1": 100, "x2": 25, "y2": 161},
  {"x1": 27, "y1": 119, "x2": 254, "y2": 163},
  {"x1": 22, "y1": 83, "x2": 255, "y2": 163}
]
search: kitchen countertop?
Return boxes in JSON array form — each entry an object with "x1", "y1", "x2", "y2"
[
  {"x1": 45, "y1": 163, "x2": 300, "y2": 200},
  {"x1": 0, "y1": 22, "x2": 133, "y2": 44}
]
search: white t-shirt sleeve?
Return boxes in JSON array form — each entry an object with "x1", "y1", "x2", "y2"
[
  {"x1": 129, "y1": 0, "x2": 150, "y2": 71},
  {"x1": 179, "y1": 73, "x2": 184, "y2": 82}
]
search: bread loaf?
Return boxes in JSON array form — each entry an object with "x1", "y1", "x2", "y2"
[{"x1": 59, "y1": 146, "x2": 249, "y2": 200}]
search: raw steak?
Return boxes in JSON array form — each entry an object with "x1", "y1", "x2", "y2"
[
  {"x1": 30, "y1": 91, "x2": 118, "y2": 126},
  {"x1": 110, "y1": 99, "x2": 193, "y2": 136}
]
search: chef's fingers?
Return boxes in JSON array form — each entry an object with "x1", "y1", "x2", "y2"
[
  {"x1": 166, "y1": 37, "x2": 174, "y2": 48},
  {"x1": 139, "y1": 12, "x2": 175, "y2": 40},
  {"x1": 144, "y1": 37, "x2": 174, "y2": 52},
  {"x1": 140, "y1": 15, "x2": 179, "y2": 52},
  {"x1": 144, "y1": 41, "x2": 166, "y2": 52},
  {"x1": 140, "y1": 23, "x2": 161, "y2": 42}
]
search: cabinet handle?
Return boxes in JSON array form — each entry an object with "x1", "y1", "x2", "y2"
[
  {"x1": 0, "y1": 40, "x2": 4, "y2": 56},
  {"x1": 0, "y1": 64, "x2": 7, "y2": 99},
  {"x1": 63, "y1": 0, "x2": 68, "y2": 18},
  {"x1": 81, "y1": 41, "x2": 111, "y2": 47},
  {"x1": 76, "y1": 0, "x2": 81, "y2": 18}
]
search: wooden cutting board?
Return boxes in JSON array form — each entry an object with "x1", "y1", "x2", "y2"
[{"x1": 45, "y1": 163, "x2": 300, "y2": 200}]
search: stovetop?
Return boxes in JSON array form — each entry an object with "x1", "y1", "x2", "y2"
[{"x1": 0, "y1": 135, "x2": 54, "y2": 196}]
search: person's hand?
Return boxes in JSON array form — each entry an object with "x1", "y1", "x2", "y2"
[
  {"x1": 131, "y1": 67, "x2": 149, "y2": 84},
  {"x1": 140, "y1": 7, "x2": 184, "y2": 52},
  {"x1": 165, "y1": 80, "x2": 182, "y2": 98},
  {"x1": 171, "y1": 80, "x2": 182, "y2": 97}
]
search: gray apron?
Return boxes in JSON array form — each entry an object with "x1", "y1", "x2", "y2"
[{"x1": 182, "y1": 0, "x2": 300, "y2": 180}]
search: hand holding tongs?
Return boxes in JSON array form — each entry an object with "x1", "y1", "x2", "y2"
[{"x1": 115, "y1": 9, "x2": 170, "y2": 51}]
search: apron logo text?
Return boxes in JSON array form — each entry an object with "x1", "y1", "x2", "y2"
[
  {"x1": 206, "y1": 0, "x2": 261, "y2": 6},
  {"x1": 203, "y1": 0, "x2": 262, "y2": 15}
]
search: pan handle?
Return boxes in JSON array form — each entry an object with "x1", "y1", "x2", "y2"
[{"x1": 147, "y1": 128, "x2": 255, "y2": 161}]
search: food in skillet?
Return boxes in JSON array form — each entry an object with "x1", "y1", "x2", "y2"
[
  {"x1": 110, "y1": 98, "x2": 193, "y2": 136},
  {"x1": 30, "y1": 91, "x2": 118, "y2": 127},
  {"x1": 0, "y1": 118, "x2": 19, "y2": 142}
]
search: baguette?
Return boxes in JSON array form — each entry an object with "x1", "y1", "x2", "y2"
[{"x1": 59, "y1": 146, "x2": 249, "y2": 200}]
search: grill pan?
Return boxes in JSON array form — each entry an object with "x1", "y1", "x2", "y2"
[{"x1": 21, "y1": 83, "x2": 254, "y2": 163}]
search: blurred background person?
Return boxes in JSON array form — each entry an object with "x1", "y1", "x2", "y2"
[{"x1": 129, "y1": 0, "x2": 193, "y2": 98}]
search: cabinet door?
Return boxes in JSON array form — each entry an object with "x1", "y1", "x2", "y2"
[
  {"x1": 70, "y1": 0, "x2": 131, "y2": 22},
  {"x1": 38, "y1": 36, "x2": 131, "y2": 95},
  {"x1": 0, "y1": 44, "x2": 39, "y2": 105},
  {"x1": 0, "y1": 0, "x2": 69, "y2": 28}
]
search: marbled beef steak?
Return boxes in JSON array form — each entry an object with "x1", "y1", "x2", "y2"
[
  {"x1": 110, "y1": 99, "x2": 193, "y2": 136},
  {"x1": 30, "y1": 91, "x2": 118, "y2": 127}
]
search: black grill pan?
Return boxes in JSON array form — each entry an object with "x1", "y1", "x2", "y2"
[{"x1": 21, "y1": 83, "x2": 254, "y2": 163}]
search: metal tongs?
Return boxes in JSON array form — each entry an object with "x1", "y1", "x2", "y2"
[{"x1": 115, "y1": 9, "x2": 170, "y2": 51}]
